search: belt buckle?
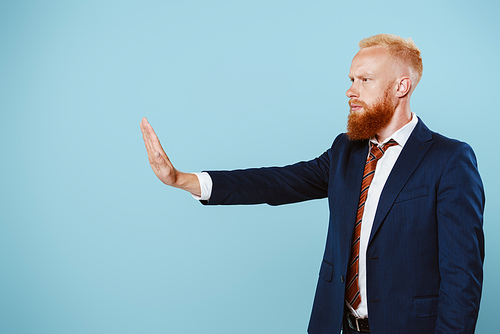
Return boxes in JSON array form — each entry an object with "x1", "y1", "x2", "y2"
[
  {"x1": 347, "y1": 313, "x2": 369, "y2": 333},
  {"x1": 348, "y1": 314, "x2": 361, "y2": 332}
]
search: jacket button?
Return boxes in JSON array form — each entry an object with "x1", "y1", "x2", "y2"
[{"x1": 340, "y1": 275, "x2": 345, "y2": 283}]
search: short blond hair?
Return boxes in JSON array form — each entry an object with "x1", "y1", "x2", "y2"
[{"x1": 359, "y1": 34, "x2": 423, "y2": 86}]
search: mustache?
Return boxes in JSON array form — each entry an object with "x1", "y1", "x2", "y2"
[{"x1": 348, "y1": 99, "x2": 369, "y2": 108}]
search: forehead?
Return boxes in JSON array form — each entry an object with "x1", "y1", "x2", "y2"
[{"x1": 349, "y1": 46, "x2": 392, "y2": 76}]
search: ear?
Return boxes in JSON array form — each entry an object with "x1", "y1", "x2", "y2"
[{"x1": 395, "y1": 77, "x2": 412, "y2": 97}]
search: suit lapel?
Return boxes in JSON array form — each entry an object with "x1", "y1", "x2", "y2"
[
  {"x1": 341, "y1": 140, "x2": 369, "y2": 253},
  {"x1": 367, "y1": 119, "x2": 434, "y2": 246}
]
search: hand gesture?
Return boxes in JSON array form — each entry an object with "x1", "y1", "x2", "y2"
[
  {"x1": 140, "y1": 117, "x2": 180, "y2": 186},
  {"x1": 140, "y1": 117, "x2": 201, "y2": 196}
]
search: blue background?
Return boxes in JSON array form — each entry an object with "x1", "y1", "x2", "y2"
[{"x1": 1, "y1": 1, "x2": 498, "y2": 333}]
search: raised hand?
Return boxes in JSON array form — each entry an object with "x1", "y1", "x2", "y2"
[{"x1": 140, "y1": 117, "x2": 201, "y2": 196}]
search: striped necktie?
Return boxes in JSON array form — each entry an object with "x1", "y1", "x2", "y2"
[{"x1": 345, "y1": 139, "x2": 399, "y2": 310}]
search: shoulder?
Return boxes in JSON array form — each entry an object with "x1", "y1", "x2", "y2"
[
  {"x1": 415, "y1": 118, "x2": 477, "y2": 160},
  {"x1": 431, "y1": 131, "x2": 473, "y2": 152},
  {"x1": 422, "y1": 126, "x2": 482, "y2": 185}
]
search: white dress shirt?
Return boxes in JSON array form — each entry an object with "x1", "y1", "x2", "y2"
[
  {"x1": 354, "y1": 114, "x2": 418, "y2": 317},
  {"x1": 192, "y1": 113, "x2": 419, "y2": 318}
]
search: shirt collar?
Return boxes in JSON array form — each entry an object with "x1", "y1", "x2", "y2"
[{"x1": 369, "y1": 112, "x2": 418, "y2": 148}]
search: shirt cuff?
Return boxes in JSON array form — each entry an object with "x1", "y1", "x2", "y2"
[{"x1": 191, "y1": 172, "x2": 213, "y2": 201}]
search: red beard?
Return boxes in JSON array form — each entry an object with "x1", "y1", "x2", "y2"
[{"x1": 346, "y1": 88, "x2": 396, "y2": 141}]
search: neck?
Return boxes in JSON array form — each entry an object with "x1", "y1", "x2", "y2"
[{"x1": 375, "y1": 105, "x2": 412, "y2": 143}]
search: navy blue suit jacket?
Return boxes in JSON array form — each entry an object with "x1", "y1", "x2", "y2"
[{"x1": 204, "y1": 119, "x2": 485, "y2": 334}]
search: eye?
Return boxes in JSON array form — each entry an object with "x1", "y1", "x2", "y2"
[{"x1": 362, "y1": 78, "x2": 369, "y2": 82}]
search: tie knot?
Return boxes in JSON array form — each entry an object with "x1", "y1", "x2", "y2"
[{"x1": 369, "y1": 139, "x2": 398, "y2": 160}]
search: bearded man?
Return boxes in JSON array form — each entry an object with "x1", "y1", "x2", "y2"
[{"x1": 140, "y1": 34, "x2": 484, "y2": 334}]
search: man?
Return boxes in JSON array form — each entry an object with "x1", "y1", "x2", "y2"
[{"x1": 140, "y1": 34, "x2": 484, "y2": 333}]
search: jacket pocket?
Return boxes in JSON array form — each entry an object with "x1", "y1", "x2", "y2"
[
  {"x1": 413, "y1": 296, "x2": 438, "y2": 318},
  {"x1": 319, "y1": 260, "x2": 333, "y2": 282},
  {"x1": 394, "y1": 185, "x2": 430, "y2": 203}
]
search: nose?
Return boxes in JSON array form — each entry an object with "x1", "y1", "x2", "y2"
[{"x1": 346, "y1": 82, "x2": 358, "y2": 99}]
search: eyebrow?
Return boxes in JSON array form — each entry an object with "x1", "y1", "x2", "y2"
[{"x1": 349, "y1": 72, "x2": 375, "y2": 79}]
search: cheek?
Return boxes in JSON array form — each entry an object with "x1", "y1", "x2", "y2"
[
  {"x1": 362, "y1": 94, "x2": 376, "y2": 106},
  {"x1": 363, "y1": 87, "x2": 385, "y2": 103}
]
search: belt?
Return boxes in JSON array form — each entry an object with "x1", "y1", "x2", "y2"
[{"x1": 346, "y1": 312, "x2": 370, "y2": 333}]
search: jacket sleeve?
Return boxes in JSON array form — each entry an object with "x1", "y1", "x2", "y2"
[
  {"x1": 202, "y1": 146, "x2": 333, "y2": 206},
  {"x1": 435, "y1": 142, "x2": 485, "y2": 333}
]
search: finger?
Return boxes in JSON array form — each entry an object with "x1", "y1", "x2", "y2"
[
  {"x1": 140, "y1": 118, "x2": 150, "y2": 146},
  {"x1": 140, "y1": 117, "x2": 146, "y2": 134},
  {"x1": 140, "y1": 117, "x2": 152, "y2": 138},
  {"x1": 141, "y1": 119, "x2": 159, "y2": 156},
  {"x1": 142, "y1": 119, "x2": 164, "y2": 154},
  {"x1": 140, "y1": 118, "x2": 175, "y2": 170},
  {"x1": 142, "y1": 131, "x2": 155, "y2": 156},
  {"x1": 141, "y1": 123, "x2": 155, "y2": 154},
  {"x1": 142, "y1": 120, "x2": 173, "y2": 167}
]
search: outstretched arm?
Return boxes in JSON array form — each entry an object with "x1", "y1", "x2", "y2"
[{"x1": 140, "y1": 117, "x2": 201, "y2": 197}]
